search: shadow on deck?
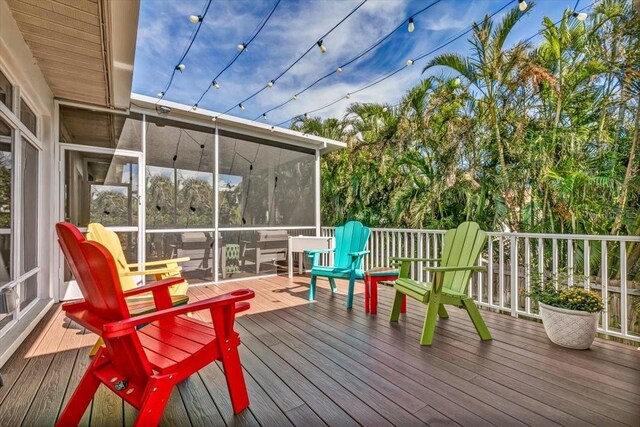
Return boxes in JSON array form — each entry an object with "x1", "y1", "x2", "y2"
[{"x1": 1, "y1": 275, "x2": 638, "y2": 426}]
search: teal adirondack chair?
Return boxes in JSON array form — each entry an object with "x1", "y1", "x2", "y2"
[
  {"x1": 307, "y1": 221, "x2": 370, "y2": 309},
  {"x1": 390, "y1": 222, "x2": 491, "y2": 345}
]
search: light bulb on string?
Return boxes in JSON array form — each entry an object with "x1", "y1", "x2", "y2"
[
  {"x1": 267, "y1": 80, "x2": 274, "y2": 88},
  {"x1": 157, "y1": 91, "x2": 164, "y2": 98},
  {"x1": 212, "y1": 80, "x2": 220, "y2": 89},
  {"x1": 270, "y1": 126, "x2": 275, "y2": 133},
  {"x1": 408, "y1": 17, "x2": 415, "y2": 32},
  {"x1": 303, "y1": 113, "x2": 309, "y2": 119},
  {"x1": 316, "y1": 40, "x2": 327, "y2": 53},
  {"x1": 176, "y1": 64, "x2": 186, "y2": 72},
  {"x1": 406, "y1": 59, "x2": 414, "y2": 66},
  {"x1": 262, "y1": 113, "x2": 268, "y2": 120},
  {"x1": 345, "y1": 93, "x2": 350, "y2": 99},
  {"x1": 572, "y1": 11, "x2": 588, "y2": 21},
  {"x1": 239, "y1": 103, "x2": 245, "y2": 110},
  {"x1": 191, "y1": 104, "x2": 198, "y2": 111},
  {"x1": 336, "y1": 67, "x2": 343, "y2": 73},
  {"x1": 382, "y1": 106, "x2": 388, "y2": 112},
  {"x1": 189, "y1": 15, "x2": 202, "y2": 23},
  {"x1": 453, "y1": 77, "x2": 461, "y2": 86},
  {"x1": 291, "y1": 95, "x2": 297, "y2": 101},
  {"x1": 518, "y1": 1, "x2": 527, "y2": 12},
  {"x1": 236, "y1": 43, "x2": 247, "y2": 52}
]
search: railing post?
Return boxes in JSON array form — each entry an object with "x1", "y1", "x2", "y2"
[
  {"x1": 510, "y1": 235, "x2": 518, "y2": 317},
  {"x1": 620, "y1": 241, "x2": 628, "y2": 339},
  {"x1": 601, "y1": 240, "x2": 608, "y2": 333}
]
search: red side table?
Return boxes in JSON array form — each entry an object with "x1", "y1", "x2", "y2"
[{"x1": 364, "y1": 267, "x2": 406, "y2": 315}]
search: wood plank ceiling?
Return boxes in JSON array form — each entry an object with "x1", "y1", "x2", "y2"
[{"x1": 6, "y1": 0, "x2": 110, "y2": 107}]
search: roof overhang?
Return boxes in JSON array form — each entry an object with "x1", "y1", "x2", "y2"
[
  {"x1": 130, "y1": 93, "x2": 346, "y2": 155},
  {"x1": 6, "y1": 0, "x2": 139, "y2": 110}
]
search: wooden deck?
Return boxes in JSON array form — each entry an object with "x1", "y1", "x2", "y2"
[{"x1": 1, "y1": 275, "x2": 639, "y2": 426}]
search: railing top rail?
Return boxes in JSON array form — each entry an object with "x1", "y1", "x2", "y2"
[{"x1": 321, "y1": 227, "x2": 640, "y2": 242}]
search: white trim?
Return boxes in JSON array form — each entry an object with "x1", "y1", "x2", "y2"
[
  {"x1": 315, "y1": 149, "x2": 321, "y2": 236},
  {"x1": 214, "y1": 123, "x2": 219, "y2": 284},
  {"x1": 56, "y1": 99, "x2": 130, "y2": 115}
]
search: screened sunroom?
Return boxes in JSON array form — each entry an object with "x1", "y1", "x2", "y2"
[{"x1": 58, "y1": 95, "x2": 344, "y2": 299}]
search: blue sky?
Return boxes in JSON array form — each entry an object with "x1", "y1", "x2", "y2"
[{"x1": 132, "y1": 0, "x2": 587, "y2": 126}]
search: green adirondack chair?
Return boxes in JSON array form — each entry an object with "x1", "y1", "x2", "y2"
[
  {"x1": 306, "y1": 221, "x2": 370, "y2": 309},
  {"x1": 390, "y1": 222, "x2": 491, "y2": 345}
]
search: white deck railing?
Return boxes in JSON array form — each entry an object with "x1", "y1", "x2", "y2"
[{"x1": 321, "y1": 227, "x2": 640, "y2": 343}]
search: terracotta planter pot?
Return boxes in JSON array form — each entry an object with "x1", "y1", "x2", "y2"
[{"x1": 538, "y1": 302, "x2": 600, "y2": 349}]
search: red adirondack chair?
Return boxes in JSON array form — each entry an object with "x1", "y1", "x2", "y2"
[{"x1": 55, "y1": 222, "x2": 255, "y2": 426}]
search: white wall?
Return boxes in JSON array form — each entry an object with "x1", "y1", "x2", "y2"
[{"x1": 0, "y1": 0, "x2": 56, "y2": 367}]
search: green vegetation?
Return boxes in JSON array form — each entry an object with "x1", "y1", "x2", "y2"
[
  {"x1": 292, "y1": 1, "x2": 639, "y2": 238},
  {"x1": 528, "y1": 284, "x2": 605, "y2": 312}
]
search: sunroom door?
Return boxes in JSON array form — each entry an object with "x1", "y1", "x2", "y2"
[{"x1": 58, "y1": 145, "x2": 143, "y2": 300}]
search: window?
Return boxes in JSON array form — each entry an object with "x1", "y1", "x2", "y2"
[
  {"x1": 21, "y1": 138, "x2": 38, "y2": 274},
  {"x1": 20, "y1": 99, "x2": 37, "y2": 136},
  {"x1": 219, "y1": 131, "x2": 315, "y2": 227},
  {"x1": 0, "y1": 70, "x2": 12, "y2": 111},
  {"x1": 145, "y1": 117, "x2": 214, "y2": 229},
  {"x1": 0, "y1": 118, "x2": 12, "y2": 285}
]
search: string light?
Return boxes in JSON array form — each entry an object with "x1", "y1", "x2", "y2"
[
  {"x1": 236, "y1": 43, "x2": 247, "y2": 52},
  {"x1": 317, "y1": 40, "x2": 327, "y2": 53},
  {"x1": 382, "y1": 106, "x2": 388, "y2": 112},
  {"x1": 453, "y1": 77, "x2": 461, "y2": 86},
  {"x1": 239, "y1": 103, "x2": 245, "y2": 110},
  {"x1": 407, "y1": 17, "x2": 415, "y2": 32},
  {"x1": 336, "y1": 67, "x2": 343, "y2": 73},
  {"x1": 406, "y1": 59, "x2": 414, "y2": 66},
  {"x1": 191, "y1": 104, "x2": 198, "y2": 111},
  {"x1": 518, "y1": 0, "x2": 527, "y2": 11},
  {"x1": 572, "y1": 11, "x2": 588, "y2": 20},
  {"x1": 157, "y1": 91, "x2": 164, "y2": 98},
  {"x1": 304, "y1": 113, "x2": 309, "y2": 119},
  {"x1": 292, "y1": 95, "x2": 297, "y2": 101},
  {"x1": 212, "y1": 80, "x2": 220, "y2": 89},
  {"x1": 262, "y1": 113, "x2": 268, "y2": 120},
  {"x1": 267, "y1": 80, "x2": 275, "y2": 88},
  {"x1": 345, "y1": 93, "x2": 351, "y2": 99},
  {"x1": 270, "y1": 126, "x2": 275, "y2": 132},
  {"x1": 156, "y1": 0, "x2": 212, "y2": 101}
]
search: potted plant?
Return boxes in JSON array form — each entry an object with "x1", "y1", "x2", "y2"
[{"x1": 527, "y1": 281, "x2": 605, "y2": 349}]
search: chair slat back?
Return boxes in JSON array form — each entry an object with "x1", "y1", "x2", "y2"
[
  {"x1": 57, "y1": 222, "x2": 153, "y2": 383},
  {"x1": 334, "y1": 221, "x2": 370, "y2": 269},
  {"x1": 57, "y1": 223, "x2": 131, "y2": 320},
  {"x1": 87, "y1": 223, "x2": 137, "y2": 290},
  {"x1": 439, "y1": 222, "x2": 487, "y2": 294}
]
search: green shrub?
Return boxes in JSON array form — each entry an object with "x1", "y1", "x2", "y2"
[{"x1": 527, "y1": 284, "x2": 605, "y2": 313}]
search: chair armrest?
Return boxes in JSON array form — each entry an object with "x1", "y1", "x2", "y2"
[
  {"x1": 121, "y1": 266, "x2": 183, "y2": 277},
  {"x1": 305, "y1": 249, "x2": 335, "y2": 255},
  {"x1": 127, "y1": 257, "x2": 190, "y2": 268},
  {"x1": 103, "y1": 289, "x2": 255, "y2": 337},
  {"x1": 348, "y1": 250, "x2": 370, "y2": 257},
  {"x1": 424, "y1": 265, "x2": 485, "y2": 272},
  {"x1": 122, "y1": 277, "x2": 185, "y2": 298}
]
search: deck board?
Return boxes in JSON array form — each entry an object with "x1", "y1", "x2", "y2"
[{"x1": 1, "y1": 274, "x2": 639, "y2": 426}]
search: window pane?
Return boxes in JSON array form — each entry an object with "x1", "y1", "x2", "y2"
[
  {"x1": 20, "y1": 99, "x2": 37, "y2": 136},
  {"x1": 19, "y1": 274, "x2": 37, "y2": 311},
  {"x1": 59, "y1": 106, "x2": 142, "y2": 150},
  {"x1": 64, "y1": 150, "x2": 138, "y2": 227},
  {"x1": 219, "y1": 132, "x2": 315, "y2": 227},
  {"x1": 22, "y1": 139, "x2": 38, "y2": 273},
  {"x1": 146, "y1": 117, "x2": 214, "y2": 229},
  {"x1": 0, "y1": 70, "x2": 12, "y2": 111},
  {"x1": 146, "y1": 231, "x2": 214, "y2": 285},
  {"x1": 0, "y1": 119, "x2": 12, "y2": 285}
]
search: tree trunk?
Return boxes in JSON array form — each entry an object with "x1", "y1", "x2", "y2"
[{"x1": 612, "y1": 91, "x2": 640, "y2": 234}]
